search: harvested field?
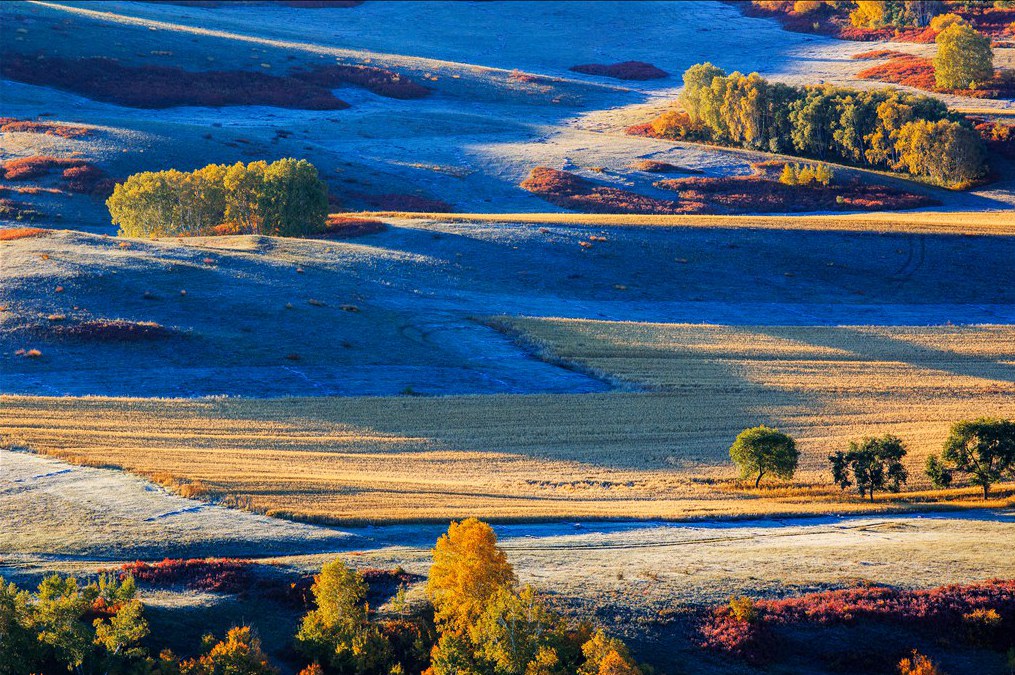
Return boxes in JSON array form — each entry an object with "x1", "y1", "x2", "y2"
[{"x1": 3, "y1": 323, "x2": 1012, "y2": 524}]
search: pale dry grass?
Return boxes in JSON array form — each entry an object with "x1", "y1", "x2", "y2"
[
  {"x1": 2, "y1": 323, "x2": 1013, "y2": 523},
  {"x1": 347, "y1": 211, "x2": 1015, "y2": 236}
]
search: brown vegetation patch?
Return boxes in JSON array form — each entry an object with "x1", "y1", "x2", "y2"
[
  {"x1": 1, "y1": 156, "x2": 86, "y2": 181},
  {"x1": 655, "y1": 171, "x2": 937, "y2": 214},
  {"x1": 0, "y1": 117, "x2": 90, "y2": 139},
  {"x1": 356, "y1": 193, "x2": 454, "y2": 213},
  {"x1": 0, "y1": 227, "x2": 47, "y2": 241},
  {"x1": 323, "y1": 215, "x2": 388, "y2": 238},
  {"x1": 118, "y1": 558, "x2": 253, "y2": 594},
  {"x1": 974, "y1": 119, "x2": 1015, "y2": 159},
  {"x1": 50, "y1": 320, "x2": 176, "y2": 342},
  {"x1": 850, "y1": 49, "x2": 912, "y2": 60},
  {"x1": 61, "y1": 165, "x2": 116, "y2": 197},
  {"x1": 292, "y1": 64, "x2": 430, "y2": 99},
  {"x1": 629, "y1": 160, "x2": 703, "y2": 174},
  {"x1": 569, "y1": 61, "x2": 668, "y2": 80},
  {"x1": 520, "y1": 167, "x2": 684, "y2": 215},
  {"x1": 0, "y1": 199, "x2": 46, "y2": 223},
  {"x1": 0, "y1": 52, "x2": 350, "y2": 110}
]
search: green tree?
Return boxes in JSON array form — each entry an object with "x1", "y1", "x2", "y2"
[
  {"x1": 34, "y1": 574, "x2": 94, "y2": 671},
  {"x1": 93, "y1": 598, "x2": 150, "y2": 671},
  {"x1": 829, "y1": 435, "x2": 908, "y2": 501},
  {"x1": 729, "y1": 425, "x2": 799, "y2": 488},
  {"x1": 471, "y1": 585, "x2": 566, "y2": 675},
  {"x1": 258, "y1": 158, "x2": 328, "y2": 237},
  {"x1": 893, "y1": 118, "x2": 987, "y2": 186},
  {"x1": 678, "y1": 62, "x2": 726, "y2": 125},
  {"x1": 0, "y1": 579, "x2": 39, "y2": 675},
  {"x1": 223, "y1": 160, "x2": 268, "y2": 233},
  {"x1": 180, "y1": 626, "x2": 278, "y2": 675},
  {"x1": 927, "y1": 418, "x2": 1015, "y2": 499},
  {"x1": 934, "y1": 23, "x2": 993, "y2": 90},
  {"x1": 295, "y1": 559, "x2": 391, "y2": 673}
]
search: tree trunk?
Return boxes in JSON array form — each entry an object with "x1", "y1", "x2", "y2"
[
  {"x1": 869, "y1": 488, "x2": 875, "y2": 502},
  {"x1": 983, "y1": 484, "x2": 989, "y2": 500},
  {"x1": 755, "y1": 472, "x2": 764, "y2": 489}
]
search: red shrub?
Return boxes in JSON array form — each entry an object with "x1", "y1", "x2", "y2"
[
  {"x1": 0, "y1": 52, "x2": 349, "y2": 110},
  {"x1": 292, "y1": 64, "x2": 429, "y2": 99},
  {"x1": 569, "y1": 61, "x2": 668, "y2": 81},
  {"x1": 356, "y1": 193, "x2": 454, "y2": 212},
  {"x1": 119, "y1": 558, "x2": 252, "y2": 594},
  {"x1": 625, "y1": 122, "x2": 656, "y2": 137},
  {"x1": 51, "y1": 319, "x2": 174, "y2": 342},
  {"x1": 856, "y1": 55, "x2": 936, "y2": 90},
  {"x1": 61, "y1": 164, "x2": 116, "y2": 197},
  {"x1": 656, "y1": 173, "x2": 936, "y2": 214},
  {"x1": 0, "y1": 227, "x2": 47, "y2": 241},
  {"x1": 700, "y1": 579, "x2": 1015, "y2": 664},
  {"x1": 2, "y1": 155, "x2": 85, "y2": 181},
  {"x1": 850, "y1": 49, "x2": 911, "y2": 60},
  {"x1": 520, "y1": 167, "x2": 684, "y2": 215},
  {"x1": 630, "y1": 160, "x2": 702, "y2": 174},
  {"x1": 323, "y1": 215, "x2": 387, "y2": 238},
  {"x1": 0, "y1": 117, "x2": 90, "y2": 138}
]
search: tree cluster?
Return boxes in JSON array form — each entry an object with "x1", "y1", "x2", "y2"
[
  {"x1": 778, "y1": 162, "x2": 834, "y2": 186},
  {"x1": 106, "y1": 158, "x2": 329, "y2": 239},
  {"x1": 674, "y1": 63, "x2": 987, "y2": 186},
  {"x1": 294, "y1": 518, "x2": 643, "y2": 675},
  {"x1": 729, "y1": 418, "x2": 1015, "y2": 501}
]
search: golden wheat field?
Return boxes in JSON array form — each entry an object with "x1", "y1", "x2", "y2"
[
  {"x1": 3, "y1": 321, "x2": 1013, "y2": 523},
  {"x1": 357, "y1": 211, "x2": 1015, "y2": 236}
]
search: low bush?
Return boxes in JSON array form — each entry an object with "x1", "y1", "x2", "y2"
[
  {"x1": 521, "y1": 167, "x2": 684, "y2": 214},
  {"x1": 851, "y1": 49, "x2": 911, "y2": 60},
  {"x1": 118, "y1": 558, "x2": 252, "y2": 594},
  {"x1": 629, "y1": 159, "x2": 702, "y2": 174},
  {"x1": 0, "y1": 52, "x2": 349, "y2": 110},
  {"x1": 323, "y1": 215, "x2": 387, "y2": 238},
  {"x1": 700, "y1": 579, "x2": 1015, "y2": 664},
  {"x1": 569, "y1": 61, "x2": 668, "y2": 80},
  {"x1": 0, "y1": 198, "x2": 47, "y2": 222},
  {"x1": 855, "y1": 54, "x2": 937, "y2": 90},
  {"x1": 0, "y1": 117, "x2": 90, "y2": 138},
  {"x1": 356, "y1": 193, "x2": 454, "y2": 212},
  {"x1": 292, "y1": 64, "x2": 430, "y2": 99},
  {"x1": 61, "y1": 164, "x2": 116, "y2": 197},
  {"x1": 50, "y1": 319, "x2": 174, "y2": 342},
  {"x1": 2, "y1": 155, "x2": 86, "y2": 181},
  {"x1": 0, "y1": 227, "x2": 47, "y2": 240}
]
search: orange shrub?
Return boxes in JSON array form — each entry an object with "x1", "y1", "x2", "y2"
[
  {"x1": 0, "y1": 227, "x2": 46, "y2": 241},
  {"x1": 0, "y1": 117, "x2": 90, "y2": 138},
  {"x1": 2, "y1": 155, "x2": 86, "y2": 181}
]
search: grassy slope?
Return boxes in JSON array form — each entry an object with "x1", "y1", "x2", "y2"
[{"x1": 4, "y1": 318, "x2": 1012, "y2": 523}]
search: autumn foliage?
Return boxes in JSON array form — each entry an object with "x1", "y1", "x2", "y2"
[
  {"x1": 521, "y1": 167, "x2": 684, "y2": 214},
  {"x1": 1, "y1": 155, "x2": 86, "y2": 181},
  {"x1": 0, "y1": 227, "x2": 47, "y2": 241},
  {"x1": 0, "y1": 117, "x2": 91, "y2": 138},
  {"x1": 323, "y1": 216, "x2": 388, "y2": 238},
  {"x1": 700, "y1": 579, "x2": 1015, "y2": 664},
  {"x1": 118, "y1": 558, "x2": 253, "y2": 594}
]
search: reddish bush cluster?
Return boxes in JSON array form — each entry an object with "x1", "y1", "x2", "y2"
[
  {"x1": 630, "y1": 160, "x2": 701, "y2": 174},
  {"x1": 850, "y1": 49, "x2": 912, "y2": 60},
  {"x1": 857, "y1": 54, "x2": 1014, "y2": 98},
  {"x1": 700, "y1": 579, "x2": 1015, "y2": 664},
  {"x1": 0, "y1": 117, "x2": 90, "y2": 138},
  {"x1": 50, "y1": 319, "x2": 175, "y2": 342},
  {"x1": 656, "y1": 173, "x2": 936, "y2": 214},
  {"x1": 323, "y1": 215, "x2": 387, "y2": 238},
  {"x1": 0, "y1": 52, "x2": 349, "y2": 110},
  {"x1": 292, "y1": 64, "x2": 430, "y2": 99},
  {"x1": 1, "y1": 155, "x2": 86, "y2": 181},
  {"x1": 569, "y1": 61, "x2": 668, "y2": 80},
  {"x1": 520, "y1": 167, "x2": 684, "y2": 215},
  {"x1": 356, "y1": 193, "x2": 454, "y2": 213},
  {"x1": 0, "y1": 227, "x2": 47, "y2": 241},
  {"x1": 856, "y1": 55, "x2": 937, "y2": 90},
  {"x1": 119, "y1": 558, "x2": 252, "y2": 594},
  {"x1": 975, "y1": 119, "x2": 1015, "y2": 159},
  {"x1": 61, "y1": 164, "x2": 116, "y2": 197}
]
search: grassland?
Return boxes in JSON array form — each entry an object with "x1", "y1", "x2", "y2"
[
  {"x1": 4, "y1": 321, "x2": 1012, "y2": 524},
  {"x1": 360, "y1": 211, "x2": 1015, "y2": 236}
]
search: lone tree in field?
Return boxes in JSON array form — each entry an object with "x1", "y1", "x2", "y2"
[
  {"x1": 925, "y1": 418, "x2": 1015, "y2": 499},
  {"x1": 829, "y1": 435, "x2": 908, "y2": 501},
  {"x1": 729, "y1": 425, "x2": 799, "y2": 488},
  {"x1": 934, "y1": 23, "x2": 993, "y2": 90}
]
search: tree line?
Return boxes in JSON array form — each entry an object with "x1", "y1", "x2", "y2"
[
  {"x1": 0, "y1": 519, "x2": 642, "y2": 675},
  {"x1": 730, "y1": 417, "x2": 1015, "y2": 500},
  {"x1": 664, "y1": 63, "x2": 987, "y2": 187},
  {"x1": 106, "y1": 158, "x2": 329, "y2": 239}
]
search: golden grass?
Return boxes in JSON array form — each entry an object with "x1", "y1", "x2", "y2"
[
  {"x1": 3, "y1": 322, "x2": 1013, "y2": 524},
  {"x1": 343, "y1": 211, "x2": 1015, "y2": 236}
]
